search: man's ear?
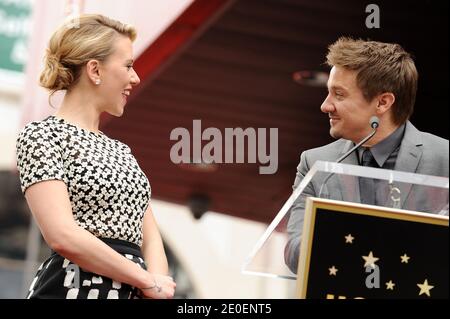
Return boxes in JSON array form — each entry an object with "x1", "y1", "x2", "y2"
[
  {"x1": 86, "y1": 59, "x2": 101, "y2": 84},
  {"x1": 376, "y1": 92, "x2": 395, "y2": 115}
]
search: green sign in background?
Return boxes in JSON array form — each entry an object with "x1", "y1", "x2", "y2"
[{"x1": 0, "y1": 0, "x2": 32, "y2": 73}]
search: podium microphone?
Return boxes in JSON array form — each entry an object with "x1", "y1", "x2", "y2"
[
  {"x1": 335, "y1": 116, "x2": 380, "y2": 163},
  {"x1": 318, "y1": 116, "x2": 379, "y2": 197}
]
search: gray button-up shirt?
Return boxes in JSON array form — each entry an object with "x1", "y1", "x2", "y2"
[{"x1": 357, "y1": 123, "x2": 406, "y2": 169}]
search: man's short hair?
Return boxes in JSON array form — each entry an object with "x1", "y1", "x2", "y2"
[{"x1": 326, "y1": 37, "x2": 418, "y2": 125}]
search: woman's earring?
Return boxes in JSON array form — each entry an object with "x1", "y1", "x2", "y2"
[{"x1": 95, "y1": 79, "x2": 101, "y2": 85}]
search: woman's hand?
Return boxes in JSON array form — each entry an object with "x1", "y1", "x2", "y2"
[{"x1": 139, "y1": 274, "x2": 176, "y2": 299}]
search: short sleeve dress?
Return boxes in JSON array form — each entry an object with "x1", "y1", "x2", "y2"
[{"x1": 16, "y1": 115, "x2": 152, "y2": 299}]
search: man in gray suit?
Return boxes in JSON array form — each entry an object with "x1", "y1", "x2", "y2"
[{"x1": 285, "y1": 37, "x2": 449, "y2": 273}]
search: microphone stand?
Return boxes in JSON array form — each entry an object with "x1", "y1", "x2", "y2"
[
  {"x1": 335, "y1": 128, "x2": 377, "y2": 163},
  {"x1": 318, "y1": 121, "x2": 379, "y2": 198}
]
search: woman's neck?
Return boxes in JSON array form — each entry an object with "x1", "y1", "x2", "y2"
[{"x1": 55, "y1": 89, "x2": 102, "y2": 133}]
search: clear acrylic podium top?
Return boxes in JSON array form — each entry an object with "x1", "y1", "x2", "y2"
[{"x1": 242, "y1": 161, "x2": 449, "y2": 280}]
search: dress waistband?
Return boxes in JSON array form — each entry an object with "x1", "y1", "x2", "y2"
[
  {"x1": 100, "y1": 238, "x2": 143, "y2": 258},
  {"x1": 51, "y1": 237, "x2": 143, "y2": 259}
]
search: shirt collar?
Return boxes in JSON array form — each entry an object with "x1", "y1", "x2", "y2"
[{"x1": 358, "y1": 123, "x2": 406, "y2": 167}]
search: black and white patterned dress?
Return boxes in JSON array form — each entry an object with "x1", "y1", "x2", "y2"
[{"x1": 16, "y1": 115, "x2": 152, "y2": 299}]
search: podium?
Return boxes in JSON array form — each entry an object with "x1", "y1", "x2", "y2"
[{"x1": 242, "y1": 161, "x2": 449, "y2": 299}]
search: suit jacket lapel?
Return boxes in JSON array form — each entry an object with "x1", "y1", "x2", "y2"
[{"x1": 393, "y1": 121, "x2": 423, "y2": 208}]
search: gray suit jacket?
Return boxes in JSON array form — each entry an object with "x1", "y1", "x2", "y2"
[{"x1": 285, "y1": 121, "x2": 449, "y2": 273}]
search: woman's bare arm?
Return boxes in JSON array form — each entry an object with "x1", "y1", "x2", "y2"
[
  {"x1": 141, "y1": 204, "x2": 169, "y2": 275},
  {"x1": 25, "y1": 179, "x2": 160, "y2": 291}
]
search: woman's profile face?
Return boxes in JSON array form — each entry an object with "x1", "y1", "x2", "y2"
[{"x1": 97, "y1": 35, "x2": 140, "y2": 117}]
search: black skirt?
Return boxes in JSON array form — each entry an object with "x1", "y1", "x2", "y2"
[{"x1": 26, "y1": 238, "x2": 146, "y2": 299}]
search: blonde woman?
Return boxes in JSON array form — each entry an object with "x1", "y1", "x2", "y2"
[{"x1": 16, "y1": 14, "x2": 176, "y2": 299}]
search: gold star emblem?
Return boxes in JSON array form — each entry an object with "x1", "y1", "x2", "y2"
[
  {"x1": 328, "y1": 266, "x2": 338, "y2": 276},
  {"x1": 345, "y1": 234, "x2": 354, "y2": 244},
  {"x1": 362, "y1": 251, "x2": 379, "y2": 268},
  {"x1": 385, "y1": 280, "x2": 395, "y2": 290},
  {"x1": 417, "y1": 279, "x2": 434, "y2": 297},
  {"x1": 400, "y1": 253, "x2": 410, "y2": 263}
]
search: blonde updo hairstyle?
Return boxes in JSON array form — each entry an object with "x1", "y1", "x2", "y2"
[{"x1": 40, "y1": 14, "x2": 137, "y2": 99}]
